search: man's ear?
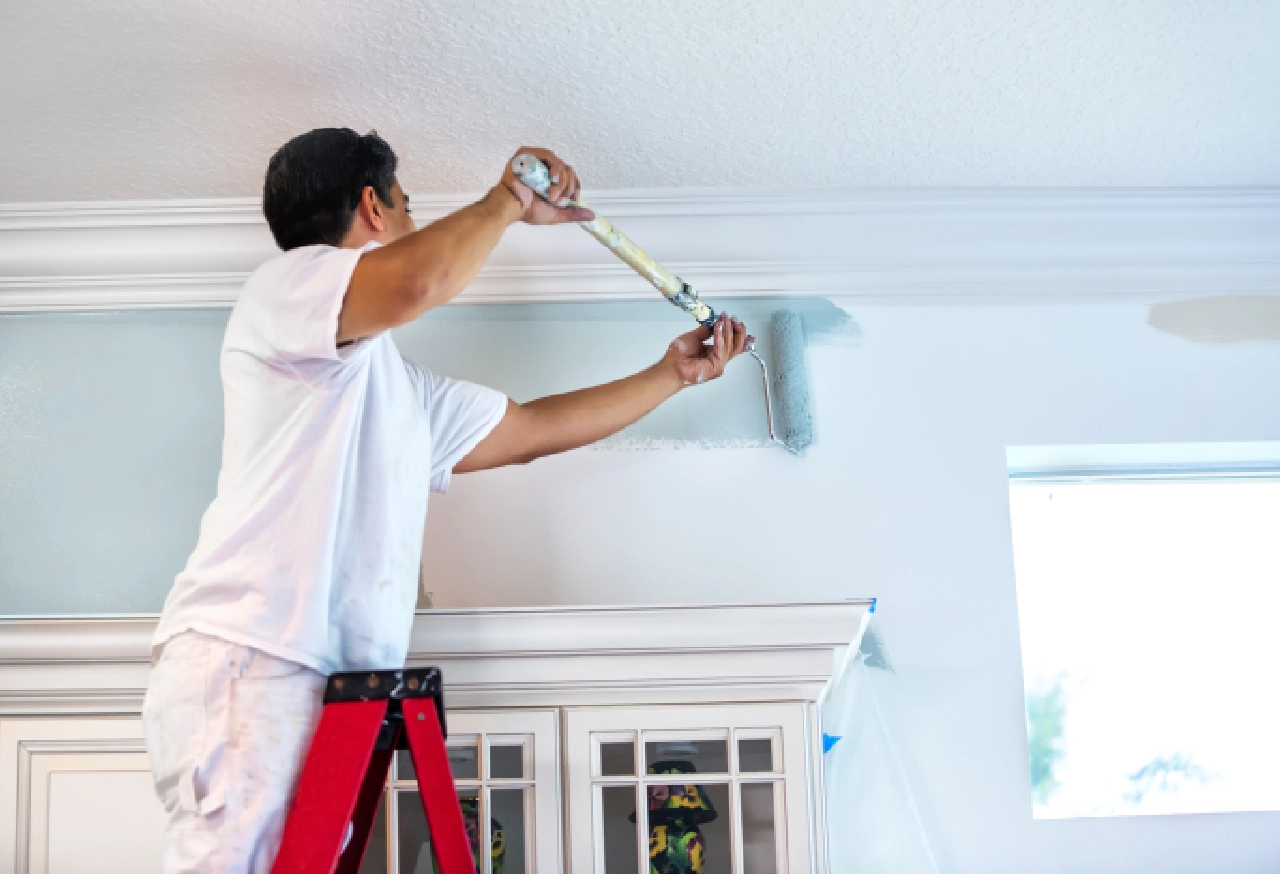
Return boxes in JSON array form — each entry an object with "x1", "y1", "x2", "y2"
[{"x1": 356, "y1": 186, "x2": 388, "y2": 233}]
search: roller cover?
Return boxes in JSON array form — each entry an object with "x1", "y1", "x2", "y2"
[{"x1": 771, "y1": 309, "x2": 813, "y2": 452}]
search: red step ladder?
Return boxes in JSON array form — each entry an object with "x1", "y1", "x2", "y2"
[{"x1": 271, "y1": 667, "x2": 475, "y2": 874}]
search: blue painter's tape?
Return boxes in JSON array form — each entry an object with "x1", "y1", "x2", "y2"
[
  {"x1": 823, "y1": 733, "x2": 842, "y2": 753},
  {"x1": 869, "y1": 597, "x2": 877, "y2": 613}
]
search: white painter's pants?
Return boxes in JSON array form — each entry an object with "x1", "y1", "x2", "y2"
[{"x1": 143, "y1": 632, "x2": 327, "y2": 874}]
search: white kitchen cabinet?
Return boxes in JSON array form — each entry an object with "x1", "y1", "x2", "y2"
[{"x1": 0, "y1": 602, "x2": 872, "y2": 874}]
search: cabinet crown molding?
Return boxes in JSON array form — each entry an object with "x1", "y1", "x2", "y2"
[{"x1": 0, "y1": 602, "x2": 874, "y2": 713}]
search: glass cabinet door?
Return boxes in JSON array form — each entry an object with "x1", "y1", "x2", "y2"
[
  {"x1": 565, "y1": 705, "x2": 811, "y2": 874},
  {"x1": 360, "y1": 709, "x2": 561, "y2": 874}
]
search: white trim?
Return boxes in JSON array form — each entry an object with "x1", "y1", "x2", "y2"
[
  {"x1": 8, "y1": 188, "x2": 1276, "y2": 229},
  {"x1": 0, "y1": 602, "x2": 872, "y2": 715},
  {"x1": 0, "y1": 273, "x2": 250, "y2": 310},
  {"x1": 0, "y1": 603, "x2": 872, "y2": 663},
  {"x1": 1006, "y1": 441, "x2": 1280, "y2": 483},
  {"x1": 1006, "y1": 441, "x2": 1280, "y2": 471},
  {"x1": 8, "y1": 262, "x2": 1280, "y2": 311},
  {"x1": 402, "y1": 602, "x2": 873, "y2": 657},
  {"x1": 2, "y1": 189, "x2": 1277, "y2": 311},
  {"x1": 0, "y1": 616, "x2": 157, "y2": 665},
  {"x1": 804, "y1": 702, "x2": 827, "y2": 874},
  {"x1": 4, "y1": 188, "x2": 1279, "y2": 229}
]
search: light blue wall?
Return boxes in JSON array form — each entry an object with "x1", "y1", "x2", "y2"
[
  {"x1": 0, "y1": 310, "x2": 227, "y2": 613},
  {"x1": 0, "y1": 298, "x2": 821, "y2": 613}
]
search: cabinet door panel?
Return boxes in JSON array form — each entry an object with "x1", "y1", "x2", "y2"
[
  {"x1": 0, "y1": 717, "x2": 164, "y2": 874},
  {"x1": 566, "y1": 705, "x2": 810, "y2": 874},
  {"x1": 42, "y1": 761, "x2": 164, "y2": 874}
]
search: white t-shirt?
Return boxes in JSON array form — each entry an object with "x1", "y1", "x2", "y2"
[{"x1": 153, "y1": 242, "x2": 507, "y2": 674}]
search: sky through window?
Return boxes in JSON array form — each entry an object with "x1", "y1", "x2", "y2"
[{"x1": 1009, "y1": 471, "x2": 1280, "y2": 819}]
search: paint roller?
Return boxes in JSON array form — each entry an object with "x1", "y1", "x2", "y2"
[{"x1": 511, "y1": 154, "x2": 813, "y2": 454}]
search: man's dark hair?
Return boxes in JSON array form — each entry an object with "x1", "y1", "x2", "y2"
[{"x1": 262, "y1": 128, "x2": 398, "y2": 250}]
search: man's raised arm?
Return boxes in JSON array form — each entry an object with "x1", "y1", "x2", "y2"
[
  {"x1": 338, "y1": 148, "x2": 594, "y2": 344},
  {"x1": 455, "y1": 315, "x2": 750, "y2": 472}
]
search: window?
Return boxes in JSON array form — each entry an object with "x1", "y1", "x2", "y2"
[{"x1": 1007, "y1": 443, "x2": 1280, "y2": 819}]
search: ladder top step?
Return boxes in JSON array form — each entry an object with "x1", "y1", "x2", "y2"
[{"x1": 323, "y1": 667, "x2": 443, "y2": 704}]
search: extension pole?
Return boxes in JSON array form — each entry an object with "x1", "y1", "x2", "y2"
[{"x1": 511, "y1": 154, "x2": 717, "y2": 327}]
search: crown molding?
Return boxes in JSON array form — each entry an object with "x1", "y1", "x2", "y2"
[
  {"x1": 0, "y1": 601, "x2": 873, "y2": 713},
  {"x1": 0, "y1": 601, "x2": 872, "y2": 665},
  {"x1": 4, "y1": 187, "x2": 1279, "y2": 229},
  {"x1": 2, "y1": 189, "x2": 1278, "y2": 311}
]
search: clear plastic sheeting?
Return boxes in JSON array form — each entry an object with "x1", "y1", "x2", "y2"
[{"x1": 821, "y1": 650, "x2": 938, "y2": 874}]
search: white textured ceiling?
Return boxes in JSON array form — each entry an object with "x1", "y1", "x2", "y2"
[{"x1": 2, "y1": 1, "x2": 1279, "y2": 201}]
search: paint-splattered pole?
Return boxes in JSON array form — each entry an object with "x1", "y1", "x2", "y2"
[{"x1": 511, "y1": 154, "x2": 717, "y2": 328}]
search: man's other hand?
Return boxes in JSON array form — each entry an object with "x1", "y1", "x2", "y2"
[
  {"x1": 663, "y1": 314, "x2": 751, "y2": 388},
  {"x1": 497, "y1": 147, "x2": 595, "y2": 225}
]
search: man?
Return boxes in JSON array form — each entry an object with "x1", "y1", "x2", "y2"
[{"x1": 142, "y1": 128, "x2": 749, "y2": 874}]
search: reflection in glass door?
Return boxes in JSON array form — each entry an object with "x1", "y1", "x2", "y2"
[{"x1": 572, "y1": 709, "x2": 804, "y2": 874}]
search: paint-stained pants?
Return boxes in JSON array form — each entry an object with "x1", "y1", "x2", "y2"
[{"x1": 143, "y1": 632, "x2": 327, "y2": 874}]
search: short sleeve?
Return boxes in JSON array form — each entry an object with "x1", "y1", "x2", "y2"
[
  {"x1": 410, "y1": 362, "x2": 508, "y2": 492},
  {"x1": 241, "y1": 243, "x2": 380, "y2": 364}
]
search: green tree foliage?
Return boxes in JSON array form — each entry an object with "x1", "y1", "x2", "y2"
[
  {"x1": 1126, "y1": 752, "x2": 1212, "y2": 804},
  {"x1": 1026, "y1": 677, "x2": 1067, "y2": 805}
]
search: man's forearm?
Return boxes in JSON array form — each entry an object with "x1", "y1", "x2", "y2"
[
  {"x1": 455, "y1": 318, "x2": 748, "y2": 474},
  {"x1": 403, "y1": 188, "x2": 524, "y2": 310},
  {"x1": 521, "y1": 362, "x2": 684, "y2": 457}
]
